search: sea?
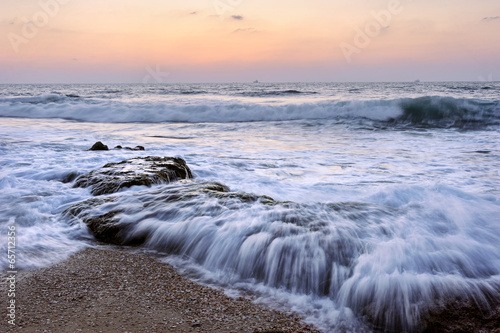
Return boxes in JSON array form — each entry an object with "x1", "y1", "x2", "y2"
[{"x1": 1, "y1": 82, "x2": 499, "y2": 332}]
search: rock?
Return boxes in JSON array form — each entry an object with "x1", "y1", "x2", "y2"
[
  {"x1": 208, "y1": 191, "x2": 278, "y2": 206},
  {"x1": 125, "y1": 146, "x2": 145, "y2": 151},
  {"x1": 421, "y1": 299, "x2": 500, "y2": 333},
  {"x1": 91, "y1": 143, "x2": 145, "y2": 151},
  {"x1": 73, "y1": 156, "x2": 193, "y2": 195},
  {"x1": 63, "y1": 196, "x2": 139, "y2": 245},
  {"x1": 89, "y1": 141, "x2": 109, "y2": 151},
  {"x1": 64, "y1": 179, "x2": 287, "y2": 247},
  {"x1": 115, "y1": 145, "x2": 145, "y2": 151},
  {"x1": 63, "y1": 196, "x2": 118, "y2": 220},
  {"x1": 83, "y1": 211, "x2": 150, "y2": 245},
  {"x1": 60, "y1": 171, "x2": 80, "y2": 183},
  {"x1": 65, "y1": 180, "x2": 229, "y2": 245},
  {"x1": 191, "y1": 321, "x2": 202, "y2": 328},
  {"x1": 83, "y1": 211, "x2": 127, "y2": 245}
]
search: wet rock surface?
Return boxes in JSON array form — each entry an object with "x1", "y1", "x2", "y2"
[
  {"x1": 88, "y1": 141, "x2": 109, "y2": 151},
  {"x1": 89, "y1": 141, "x2": 145, "y2": 151},
  {"x1": 73, "y1": 156, "x2": 193, "y2": 195},
  {"x1": 65, "y1": 180, "x2": 238, "y2": 245},
  {"x1": 114, "y1": 145, "x2": 145, "y2": 151},
  {"x1": 420, "y1": 299, "x2": 500, "y2": 333},
  {"x1": 64, "y1": 178, "x2": 294, "y2": 245}
]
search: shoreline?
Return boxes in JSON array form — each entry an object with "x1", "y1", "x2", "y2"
[{"x1": 0, "y1": 247, "x2": 319, "y2": 333}]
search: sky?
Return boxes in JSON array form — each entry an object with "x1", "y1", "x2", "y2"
[{"x1": 0, "y1": 0, "x2": 499, "y2": 83}]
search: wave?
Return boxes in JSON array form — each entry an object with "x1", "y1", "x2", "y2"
[
  {"x1": 151, "y1": 89, "x2": 209, "y2": 95},
  {"x1": 0, "y1": 95, "x2": 498, "y2": 128},
  {"x1": 237, "y1": 89, "x2": 317, "y2": 97},
  {"x1": 390, "y1": 96, "x2": 500, "y2": 128},
  {"x1": 95, "y1": 89, "x2": 124, "y2": 94},
  {"x1": 180, "y1": 90, "x2": 207, "y2": 95},
  {"x1": 0, "y1": 94, "x2": 69, "y2": 104},
  {"x1": 64, "y1": 181, "x2": 500, "y2": 331}
]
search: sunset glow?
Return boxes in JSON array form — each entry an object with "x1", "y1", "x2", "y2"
[{"x1": 1, "y1": 0, "x2": 499, "y2": 82}]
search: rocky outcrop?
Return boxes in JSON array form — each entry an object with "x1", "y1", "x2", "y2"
[
  {"x1": 65, "y1": 180, "x2": 231, "y2": 244},
  {"x1": 63, "y1": 179, "x2": 287, "y2": 245},
  {"x1": 73, "y1": 156, "x2": 193, "y2": 195},
  {"x1": 420, "y1": 299, "x2": 500, "y2": 333},
  {"x1": 62, "y1": 196, "x2": 140, "y2": 245},
  {"x1": 89, "y1": 141, "x2": 109, "y2": 151},
  {"x1": 89, "y1": 141, "x2": 145, "y2": 151},
  {"x1": 115, "y1": 145, "x2": 145, "y2": 151},
  {"x1": 63, "y1": 196, "x2": 118, "y2": 219}
]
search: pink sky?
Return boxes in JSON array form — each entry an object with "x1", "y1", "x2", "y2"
[{"x1": 1, "y1": 0, "x2": 499, "y2": 83}]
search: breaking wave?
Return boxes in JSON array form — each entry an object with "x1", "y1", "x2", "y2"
[
  {"x1": 237, "y1": 89, "x2": 317, "y2": 96},
  {"x1": 391, "y1": 96, "x2": 500, "y2": 128},
  {"x1": 64, "y1": 181, "x2": 500, "y2": 332},
  {"x1": 0, "y1": 94, "x2": 498, "y2": 128}
]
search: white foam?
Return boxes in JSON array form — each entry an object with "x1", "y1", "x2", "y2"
[
  {"x1": 70, "y1": 181, "x2": 500, "y2": 331},
  {"x1": 1, "y1": 82, "x2": 499, "y2": 331}
]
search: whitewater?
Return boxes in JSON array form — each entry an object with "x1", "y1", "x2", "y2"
[{"x1": 1, "y1": 82, "x2": 499, "y2": 332}]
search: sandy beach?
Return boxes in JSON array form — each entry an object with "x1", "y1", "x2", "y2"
[{"x1": 0, "y1": 247, "x2": 319, "y2": 333}]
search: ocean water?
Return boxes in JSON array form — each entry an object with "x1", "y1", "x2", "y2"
[{"x1": 1, "y1": 82, "x2": 499, "y2": 331}]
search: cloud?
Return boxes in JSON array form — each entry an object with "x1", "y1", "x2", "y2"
[
  {"x1": 482, "y1": 16, "x2": 500, "y2": 22},
  {"x1": 231, "y1": 15, "x2": 244, "y2": 20},
  {"x1": 0, "y1": 18, "x2": 17, "y2": 25}
]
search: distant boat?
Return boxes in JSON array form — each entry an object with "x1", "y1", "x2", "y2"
[
  {"x1": 253, "y1": 80, "x2": 259, "y2": 83},
  {"x1": 414, "y1": 79, "x2": 421, "y2": 83}
]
